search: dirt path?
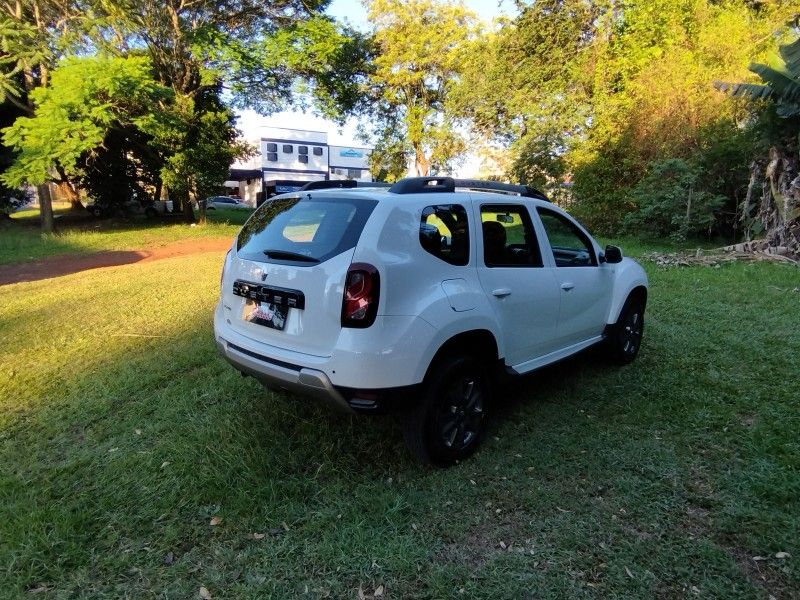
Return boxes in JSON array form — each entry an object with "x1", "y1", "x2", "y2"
[{"x1": 0, "y1": 237, "x2": 232, "y2": 286}]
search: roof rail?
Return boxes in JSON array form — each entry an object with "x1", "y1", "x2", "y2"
[
  {"x1": 388, "y1": 177, "x2": 454, "y2": 194},
  {"x1": 387, "y1": 176, "x2": 546, "y2": 199},
  {"x1": 453, "y1": 178, "x2": 546, "y2": 200},
  {"x1": 298, "y1": 180, "x2": 393, "y2": 192},
  {"x1": 358, "y1": 181, "x2": 392, "y2": 189},
  {"x1": 299, "y1": 180, "x2": 357, "y2": 191}
]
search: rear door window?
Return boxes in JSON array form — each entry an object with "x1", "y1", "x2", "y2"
[
  {"x1": 480, "y1": 205, "x2": 542, "y2": 267},
  {"x1": 237, "y1": 196, "x2": 377, "y2": 264},
  {"x1": 419, "y1": 204, "x2": 470, "y2": 266}
]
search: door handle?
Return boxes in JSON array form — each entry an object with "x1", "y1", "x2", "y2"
[
  {"x1": 560, "y1": 282, "x2": 575, "y2": 291},
  {"x1": 492, "y1": 288, "x2": 512, "y2": 298}
]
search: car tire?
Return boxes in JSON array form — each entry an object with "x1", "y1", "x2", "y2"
[
  {"x1": 606, "y1": 296, "x2": 645, "y2": 365},
  {"x1": 90, "y1": 206, "x2": 103, "y2": 217},
  {"x1": 403, "y1": 355, "x2": 490, "y2": 467},
  {"x1": 144, "y1": 206, "x2": 158, "y2": 218}
]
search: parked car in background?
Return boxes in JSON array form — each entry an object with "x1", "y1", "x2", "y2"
[
  {"x1": 205, "y1": 196, "x2": 251, "y2": 210},
  {"x1": 214, "y1": 177, "x2": 648, "y2": 466},
  {"x1": 86, "y1": 197, "x2": 174, "y2": 218}
]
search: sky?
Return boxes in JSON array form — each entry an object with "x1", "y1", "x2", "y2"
[{"x1": 235, "y1": 0, "x2": 516, "y2": 176}]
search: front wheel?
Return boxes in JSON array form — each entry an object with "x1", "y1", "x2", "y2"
[
  {"x1": 403, "y1": 356, "x2": 490, "y2": 467},
  {"x1": 606, "y1": 296, "x2": 645, "y2": 364}
]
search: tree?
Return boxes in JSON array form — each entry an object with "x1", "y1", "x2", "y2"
[
  {"x1": 362, "y1": 0, "x2": 477, "y2": 176},
  {"x1": 0, "y1": 0, "x2": 87, "y2": 228},
  {"x1": 453, "y1": 0, "x2": 796, "y2": 236},
  {"x1": 2, "y1": 56, "x2": 172, "y2": 191},
  {"x1": 1, "y1": 0, "x2": 370, "y2": 224},
  {"x1": 716, "y1": 33, "x2": 800, "y2": 258}
]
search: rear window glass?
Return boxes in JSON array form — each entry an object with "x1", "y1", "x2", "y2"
[
  {"x1": 237, "y1": 196, "x2": 377, "y2": 264},
  {"x1": 419, "y1": 204, "x2": 469, "y2": 266}
]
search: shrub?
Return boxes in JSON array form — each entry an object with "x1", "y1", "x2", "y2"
[{"x1": 623, "y1": 158, "x2": 726, "y2": 240}]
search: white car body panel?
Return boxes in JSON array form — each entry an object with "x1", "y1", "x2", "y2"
[
  {"x1": 605, "y1": 257, "x2": 650, "y2": 323},
  {"x1": 213, "y1": 185, "x2": 649, "y2": 408}
]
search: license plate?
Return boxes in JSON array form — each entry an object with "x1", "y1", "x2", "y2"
[{"x1": 245, "y1": 301, "x2": 288, "y2": 331}]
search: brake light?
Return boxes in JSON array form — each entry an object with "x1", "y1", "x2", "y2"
[
  {"x1": 220, "y1": 248, "x2": 232, "y2": 292},
  {"x1": 341, "y1": 263, "x2": 380, "y2": 328}
]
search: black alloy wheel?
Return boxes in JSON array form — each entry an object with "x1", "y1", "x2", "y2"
[
  {"x1": 403, "y1": 355, "x2": 490, "y2": 466},
  {"x1": 434, "y1": 374, "x2": 485, "y2": 453},
  {"x1": 608, "y1": 297, "x2": 645, "y2": 364}
]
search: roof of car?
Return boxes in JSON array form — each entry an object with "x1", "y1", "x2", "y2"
[{"x1": 277, "y1": 177, "x2": 550, "y2": 204}]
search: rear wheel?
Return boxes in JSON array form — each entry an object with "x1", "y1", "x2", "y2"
[
  {"x1": 403, "y1": 356, "x2": 490, "y2": 467},
  {"x1": 606, "y1": 296, "x2": 645, "y2": 364}
]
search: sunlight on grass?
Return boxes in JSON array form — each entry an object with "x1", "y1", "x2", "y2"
[
  {"x1": 0, "y1": 212, "x2": 245, "y2": 265},
  {"x1": 0, "y1": 252, "x2": 798, "y2": 597}
]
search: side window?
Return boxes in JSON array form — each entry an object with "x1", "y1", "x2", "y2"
[
  {"x1": 480, "y1": 205, "x2": 542, "y2": 267},
  {"x1": 419, "y1": 205, "x2": 469, "y2": 266},
  {"x1": 537, "y1": 208, "x2": 596, "y2": 267}
]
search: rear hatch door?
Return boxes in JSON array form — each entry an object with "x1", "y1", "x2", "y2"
[{"x1": 222, "y1": 194, "x2": 377, "y2": 357}]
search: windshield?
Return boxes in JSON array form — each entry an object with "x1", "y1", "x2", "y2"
[{"x1": 237, "y1": 196, "x2": 378, "y2": 264}]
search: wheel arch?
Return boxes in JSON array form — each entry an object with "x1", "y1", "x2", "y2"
[
  {"x1": 606, "y1": 259, "x2": 649, "y2": 324},
  {"x1": 424, "y1": 329, "x2": 501, "y2": 382}
]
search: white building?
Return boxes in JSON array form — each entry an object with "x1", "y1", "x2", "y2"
[{"x1": 226, "y1": 127, "x2": 374, "y2": 205}]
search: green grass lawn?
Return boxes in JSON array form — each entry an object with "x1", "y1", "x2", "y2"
[
  {"x1": 1, "y1": 246, "x2": 798, "y2": 598},
  {"x1": 1, "y1": 206, "x2": 250, "y2": 265}
]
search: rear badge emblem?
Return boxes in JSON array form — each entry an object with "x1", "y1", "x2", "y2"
[{"x1": 261, "y1": 272, "x2": 268, "y2": 281}]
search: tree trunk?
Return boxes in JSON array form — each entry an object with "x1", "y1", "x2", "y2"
[
  {"x1": 414, "y1": 145, "x2": 431, "y2": 176},
  {"x1": 183, "y1": 196, "x2": 195, "y2": 223},
  {"x1": 58, "y1": 183, "x2": 83, "y2": 211},
  {"x1": 729, "y1": 146, "x2": 800, "y2": 259},
  {"x1": 171, "y1": 192, "x2": 182, "y2": 214},
  {"x1": 197, "y1": 197, "x2": 207, "y2": 225},
  {"x1": 37, "y1": 183, "x2": 54, "y2": 233},
  {"x1": 52, "y1": 166, "x2": 83, "y2": 211}
]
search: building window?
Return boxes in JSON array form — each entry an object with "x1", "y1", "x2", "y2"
[
  {"x1": 266, "y1": 143, "x2": 277, "y2": 153},
  {"x1": 298, "y1": 146, "x2": 308, "y2": 155},
  {"x1": 267, "y1": 152, "x2": 278, "y2": 162},
  {"x1": 282, "y1": 144, "x2": 293, "y2": 153},
  {"x1": 348, "y1": 169, "x2": 361, "y2": 179},
  {"x1": 313, "y1": 147, "x2": 323, "y2": 156},
  {"x1": 299, "y1": 155, "x2": 309, "y2": 164}
]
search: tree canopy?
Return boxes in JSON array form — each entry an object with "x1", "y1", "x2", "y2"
[
  {"x1": 0, "y1": 0, "x2": 370, "y2": 225},
  {"x1": 362, "y1": 0, "x2": 478, "y2": 178}
]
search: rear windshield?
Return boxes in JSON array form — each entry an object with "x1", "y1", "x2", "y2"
[{"x1": 237, "y1": 196, "x2": 378, "y2": 264}]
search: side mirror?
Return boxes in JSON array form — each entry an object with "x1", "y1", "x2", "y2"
[{"x1": 603, "y1": 244, "x2": 623, "y2": 264}]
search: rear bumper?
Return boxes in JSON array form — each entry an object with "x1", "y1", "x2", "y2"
[
  {"x1": 215, "y1": 336, "x2": 354, "y2": 413},
  {"x1": 213, "y1": 300, "x2": 432, "y2": 412}
]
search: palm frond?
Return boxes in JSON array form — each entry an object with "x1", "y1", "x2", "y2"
[
  {"x1": 779, "y1": 37, "x2": 800, "y2": 78},
  {"x1": 775, "y1": 101, "x2": 800, "y2": 118},
  {"x1": 749, "y1": 63, "x2": 800, "y2": 102},
  {"x1": 714, "y1": 80, "x2": 773, "y2": 100}
]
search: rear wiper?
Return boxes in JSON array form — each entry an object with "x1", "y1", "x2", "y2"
[{"x1": 263, "y1": 249, "x2": 320, "y2": 263}]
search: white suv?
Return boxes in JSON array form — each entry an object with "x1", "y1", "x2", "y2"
[{"x1": 214, "y1": 177, "x2": 648, "y2": 465}]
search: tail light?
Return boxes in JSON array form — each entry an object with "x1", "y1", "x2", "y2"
[
  {"x1": 341, "y1": 263, "x2": 380, "y2": 328},
  {"x1": 220, "y1": 248, "x2": 232, "y2": 292}
]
